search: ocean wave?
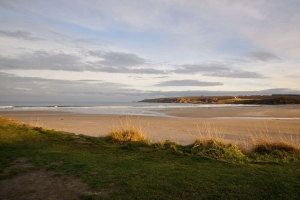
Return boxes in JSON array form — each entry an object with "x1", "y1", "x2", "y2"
[
  {"x1": 0, "y1": 106, "x2": 14, "y2": 109},
  {"x1": 0, "y1": 104, "x2": 259, "y2": 110}
]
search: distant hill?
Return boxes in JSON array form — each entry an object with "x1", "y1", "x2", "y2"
[{"x1": 140, "y1": 95, "x2": 300, "y2": 105}]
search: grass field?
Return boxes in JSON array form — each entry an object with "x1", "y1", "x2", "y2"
[{"x1": 1, "y1": 117, "x2": 300, "y2": 199}]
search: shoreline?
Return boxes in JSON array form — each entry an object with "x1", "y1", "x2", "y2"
[{"x1": 1, "y1": 105, "x2": 300, "y2": 147}]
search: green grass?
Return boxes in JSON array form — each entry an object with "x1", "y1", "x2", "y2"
[{"x1": 1, "y1": 117, "x2": 300, "y2": 199}]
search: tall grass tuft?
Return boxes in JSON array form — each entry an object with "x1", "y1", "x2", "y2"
[
  {"x1": 107, "y1": 127, "x2": 147, "y2": 143},
  {"x1": 191, "y1": 122, "x2": 244, "y2": 159},
  {"x1": 245, "y1": 122, "x2": 300, "y2": 153},
  {"x1": 196, "y1": 122, "x2": 225, "y2": 142},
  {"x1": 191, "y1": 139, "x2": 244, "y2": 159},
  {"x1": 253, "y1": 142, "x2": 300, "y2": 156},
  {"x1": 106, "y1": 116, "x2": 148, "y2": 144}
]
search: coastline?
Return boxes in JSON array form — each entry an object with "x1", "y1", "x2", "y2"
[
  {"x1": 1, "y1": 105, "x2": 300, "y2": 146},
  {"x1": 154, "y1": 104, "x2": 300, "y2": 118}
]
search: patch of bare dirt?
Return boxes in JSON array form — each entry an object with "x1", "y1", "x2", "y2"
[
  {"x1": 2, "y1": 158, "x2": 34, "y2": 176},
  {"x1": 0, "y1": 158, "x2": 115, "y2": 200}
]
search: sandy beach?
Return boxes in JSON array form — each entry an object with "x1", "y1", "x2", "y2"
[{"x1": 1, "y1": 105, "x2": 300, "y2": 147}]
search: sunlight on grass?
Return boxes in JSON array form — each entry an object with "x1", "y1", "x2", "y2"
[
  {"x1": 107, "y1": 127, "x2": 147, "y2": 143},
  {"x1": 106, "y1": 116, "x2": 147, "y2": 143},
  {"x1": 1, "y1": 116, "x2": 300, "y2": 199},
  {"x1": 191, "y1": 139, "x2": 244, "y2": 159},
  {"x1": 244, "y1": 121, "x2": 300, "y2": 152}
]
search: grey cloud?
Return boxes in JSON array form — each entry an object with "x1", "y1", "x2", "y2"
[
  {"x1": 0, "y1": 51, "x2": 84, "y2": 71},
  {"x1": 0, "y1": 72, "x2": 141, "y2": 102},
  {"x1": 246, "y1": 51, "x2": 279, "y2": 62},
  {"x1": 0, "y1": 30, "x2": 43, "y2": 41},
  {"x1": 1, "y1": 72, "x2": 299, "y2": 102},
  {"x1": 76, "y1": 79, "x2": 103, "y2": 82},
  {"x1": 88, "y1": 50, "x2": 167, "y2": 74},
  {"x1": 128, "y1": 75, "x2": 170, "y2": 81},
  {"x1": 139, "y1": 88, "x2": 300, "y2": 98},
  {"x1": 89, "y1": 65, "x2": 166, "y2": 74},
  {"x1": 174, "y1": 64, "x2": 228, "y2": 74},
  {"x1": 173, "y1": 64, "x2": 266, "y2": 78},
  {"x1": 205, "y1": 71, "x2": 264, "y2": 78},
  {"x1": 128, "y1": 75, "x2": 146, "y2": 80},
  {"x1": 0, "y1": 72, "x2": 127, "y2": 88},
  {"x1": 155, "y1": 80, "x2": 223, "y2": 87},
  {"x1": 128, "y1": 68, "x2": 165, "y2": 74},
  {"x1": 89, "y1": 51, "x2": 146, "y2": 67},
  {"x1": 0, "y1": 50, "x2": 165, "y2": 74},
  {"x1": 0, "y1": 72, "x2": 133, "y2": 98},
  {"x1": 258, "y1": 88, "x2": 300, "y2": 95}
]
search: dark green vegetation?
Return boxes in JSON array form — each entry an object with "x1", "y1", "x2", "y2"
[
  {"x1": 1, "y1": 117, "x2": 300, "y2": 199},
  {"x1": 140, "y1": 95, "x2": 300, "y2": 104}
]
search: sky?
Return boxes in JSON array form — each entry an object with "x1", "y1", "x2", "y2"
[{"x1": 1, "y1": 0, "x2": 300, "y2": 102}]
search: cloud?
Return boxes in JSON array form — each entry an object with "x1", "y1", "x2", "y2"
[
  {"x1": 0, "y1": 50, "x2": 267, "y2": 77},
  {"x1": 0, "y1": 51, "x2": 83, "y2": 71},
  {"x1": 0, "y1": 72, "x2": 152, "y2": 102},
  {"x1": 155, "y1": 80, "x2": 223, "y2": 87},
  {"x1": 205, "y1": 71, "x2": 265, "y2": 78},
  {"x1": 0, "y1": 72, "x2": 131, "y2": 95},
  {"x1": 140, "y1": 88, "x2": 300, "y2": 98},
  {"x1": 174, "y1": 64, "x2": 227, "y2": 74},
  {"x1": 0, "y1": 30, "x2": 43, "y2": 41},
  {"x1": 88, "y1": 51, "x2": 166, "y2": 74},
  {"x1": 154, "y1": 76, "x2": 170, "y2": 79},
  {"x1": 246, "y1": 51, "x2": 279, "y2": 61},
  {"x1": 90, "y1": 66, "x2": 166, "y2": 74},
  {"x1": 1, "y1": 72, "x2": 299, "y2": 102},
  {"x1": 258, "y1": 88, "x2": 300, "y2": 95},
  {"x1": 0, "y1": 50, "x2": 166, "y2": 74},
  {"x1": 0, "y1": 1, "x2": 299, "y2": 98},
  {"x1": 76, "y1": 79, "x2": 103, "y2": 82},
  {"x1": 2, "y1": 0, "x2": 300, "y2": 57},
  {"x1": 173, "y1": 64, "x2": 266, "y2": 78},
  {"x1": 89, "y1": 50, "x2": 146, "y2": 67}
]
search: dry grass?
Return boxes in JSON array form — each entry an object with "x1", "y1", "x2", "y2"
[
  {"x1": 242, "y1": 122, "x2": 300, "y2": 153},
  {"x1": 189, "y1": 122, "x2": 244, "y2": 159},
  {"x1": 29, "y1": 117, "x2": 43, "y2": 128},
  {"x1": 194, "y1": 121, "x2": 300, "y2": 157},
  {"x1": 195, "y1": 122, "x2": 226, "y2": 142},
  {"x1": 107, "y1": 128, "x2": 146, "y2": 143},
  {"x1": 106, "y1": 116, "x2": 147, "y2": 143},
  {"x1": 0, "y1": 116, "x2": 24, "y2": 126}
]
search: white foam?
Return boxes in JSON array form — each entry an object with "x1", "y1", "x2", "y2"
[
  {"x1": 0, "y1": 106, "x2": 13, "y2": 109},
  {"x1": 0, "y1": 102, "x2": 262, "y2": 117}
]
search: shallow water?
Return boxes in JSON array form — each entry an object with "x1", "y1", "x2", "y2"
[{"x1": 0, "y1": 101, "x2": 259, "y2": 117}]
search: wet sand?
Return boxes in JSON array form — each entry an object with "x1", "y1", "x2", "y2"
[
  {"x1": 158, "y1": 105, "x2": 300, "y2": 118},
  {"x1": 1, "y1": 105, "x2": 300, "y2": 146}
]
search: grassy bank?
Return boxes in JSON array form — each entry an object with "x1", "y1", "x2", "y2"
[
  {"x1": 1, "y1": 117, "x2": 300, "y2": 199},
  {"x1": 139, "y1": 95, "x2": 300, "y2": 104}
]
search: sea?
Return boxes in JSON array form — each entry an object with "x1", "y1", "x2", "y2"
[{"x1": 0, "y1": 101, "x2": 257, "y2": 117}]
